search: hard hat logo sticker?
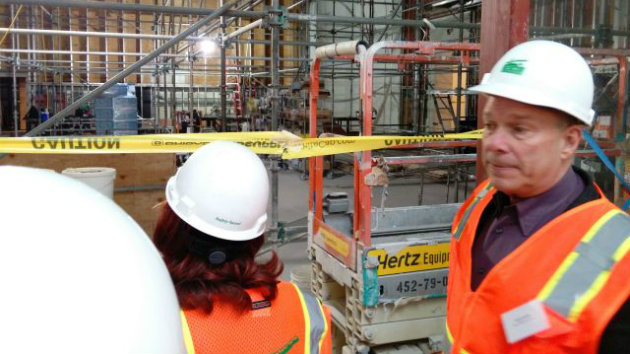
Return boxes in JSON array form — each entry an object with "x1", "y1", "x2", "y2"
[
  {"x1": 501, "y1": 59, "x2": 527, "y2": 75},
  {"x1": 216, "y1": 217, "x2": 241, "y2": 225}
]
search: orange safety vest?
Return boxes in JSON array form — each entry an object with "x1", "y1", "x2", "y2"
[
  {"x1": 180, "y1": 281, "x2": 332, "y2": 354},
  {"x1": 446, "y1": 180, "x2": 630, "y2": 354}
]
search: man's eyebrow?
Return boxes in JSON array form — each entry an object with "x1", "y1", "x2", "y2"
[
  {"x1": 484, "y1": 111, "x2": 530, "y2": 120},
  {"x1": 512, "y1": 112, "x2": 531, "y2": 120}
]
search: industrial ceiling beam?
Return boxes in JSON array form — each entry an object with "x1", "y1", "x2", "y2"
[
  {"x1": 0, "y1": 0, "x2": 477, "y2": 29},
  {"x1": 0, "y1": 0, "x2": 264, "y2": 18}
]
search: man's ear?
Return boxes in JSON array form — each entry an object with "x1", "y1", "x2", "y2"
[{"x1": 561, "y1": 125, "x2": 583, "y2": 159}]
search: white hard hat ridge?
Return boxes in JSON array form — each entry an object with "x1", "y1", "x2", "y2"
[
  {"x1": 469, "y1": 40, "x2": 595, "y2": 126},
  {"x1": 166, "y1": 140, "x2": 270, "y2": 241},
  {"x1": 0, "y1": 166, "x2": 185, "y2": 354}
]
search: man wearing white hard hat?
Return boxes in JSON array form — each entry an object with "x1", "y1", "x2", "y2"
[
  {"x1": 445, "y1": 40, "x2": 630, "y2": 354},
  {"x1": 0, "y1": 166, "x2": 186, "y2": 354}
]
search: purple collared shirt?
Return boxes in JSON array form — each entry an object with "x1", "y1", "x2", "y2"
[{"x1": 470, "y1": 168, "x2": 585, "y2": 290}]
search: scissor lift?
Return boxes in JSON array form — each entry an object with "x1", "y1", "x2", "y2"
[{"x1": 307, "y1": 41, "x2": 479, "y2": 354}]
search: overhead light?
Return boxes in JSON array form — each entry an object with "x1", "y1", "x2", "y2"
[{"x1": 199, "y1": 38, "x2": 219, "y2": 57}]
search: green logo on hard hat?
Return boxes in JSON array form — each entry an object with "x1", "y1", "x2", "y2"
[{"x1": 501, "y1": 59, "x2": 527, "y2": 75}]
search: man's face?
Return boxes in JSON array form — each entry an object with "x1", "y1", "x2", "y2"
[{"x1": 481, "y1": 96, "x2": 580, "y2": 199}]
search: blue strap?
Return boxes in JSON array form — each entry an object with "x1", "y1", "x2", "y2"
[{"x1": 582, "y1": 129, "x2": 630, "y2": 210}]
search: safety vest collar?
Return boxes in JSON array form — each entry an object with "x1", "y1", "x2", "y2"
[{"x1": 452, "y1": 180, "x2": 495, "y2": 241}]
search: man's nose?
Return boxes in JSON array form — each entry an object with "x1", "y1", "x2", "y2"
[{"x1": 483, "y1": 127, "x2": 509, "y2": 153}]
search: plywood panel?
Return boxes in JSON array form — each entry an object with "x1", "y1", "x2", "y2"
[
  {"x1": 1, "y1": 153, "x2": 175, "y2": 186},
  {"x1": 114, "y1": 189, "x2": 165, "y2": 236}
]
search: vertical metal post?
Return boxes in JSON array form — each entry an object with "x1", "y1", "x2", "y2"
[
  {"x1": 189, "y1": 54, "x2": 193, "y2": 121},
  {"x1": 220, "y1": 0, "x2": 227, "y2": 132},
  {"x1": 163, "y1": 69, "x2": 168, "y2": 128},
  {"x1": 11, "y1": 4, "x2": 19, "y2": 136},
  {"x1": 171, "y1": 60, "x2": 177, "y2": 129},
  {"x1": 188, "y1": 0, "x2": 193, "y2": 119},
  {"x1": 204, "y1": 56, "x2": 208, "y2": 127},
  {"x1": 454, "y1": 0, "x2": 465, "y2": 202},
  {"x1": 153, "y1": 0, "x2": 160, "y2": 129},
  {"x1": 103, "y1": 10, "x2": 109, "y2": 82},
  {"x1": 331, "y1": 0, "x2": 336, "y2": 135},
  {"x1": 27, "y1": 5, "x2": 33, "y2": 135},
  {"x1": 270, "y1": 0, "x2": 280, "y2": 237},
  {"x1": 220, "y1": 43, "x2": 227, "y2": 131},
  {"x1": 85, "y1": 7, "x2": 90, "y2": 86},
  {"x1": 69, "y1": 9, "x2": 75, "y2": 108}
]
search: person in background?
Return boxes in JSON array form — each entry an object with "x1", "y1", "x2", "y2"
[
  {"x1": 192, "y1": 109, "x2": 201, "y2": 133},
  {"x1": 182, "y1": 112, "x2": 191, "y2": 133},
  {"x1": 0, "y1": 166, "x2": 185, "y2": 354},
  {"x1": 445, "y1": 40, "x2": 630, "y2": 354},
  {"x1": 24, "y1": 100, "x2": 40, "y2": 132},
  {"x1": 154, "y1": 141, "x2": 332, "y2": 354}
]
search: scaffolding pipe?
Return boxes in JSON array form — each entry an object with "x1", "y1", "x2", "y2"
[
  {"x1": 0, "y1": 49, "x2": 312, "y2": 62},
  {"x1": 68, "y1": 13, "x2": 75, "y2": 108},
  {"x1": 220, "y1": 0, "x2": 304, "y2": 43},
  {"x1": 0, "y1": 0, "x2": 264, "y2": 19},
  {"x1": 223, "y1": 19, "x2": 262, "y2": 42},
  {"x1": 7, "y1": 0, "x2": 630, "y2": 36},
  {"x1": 314, "y1": 40, "x2": 368, "y2": 59},
  {"x1": 10, "y1": 0, "x2": 237, "y2": 140},
  {"x1": 0, "y1": 27, "x2": 206, "y2": 40},
  {"x1": 270, "y1": 0, "x2": 280, "y2": 238},
  {"x1": 1, "y1": 0, "x2": 479, "y2": 29},
  {"x1": 220, "y1": 0, "x2": 226, "y2": 131},
  {"x1": 188, "y1": 0, "x2": 193, "y2": 120},
  {"x1": 10, "y1": 4, "x2": 18, "y2": 136}
]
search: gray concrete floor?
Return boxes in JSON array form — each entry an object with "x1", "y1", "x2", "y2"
[{"x1": 267, "y1": 168, "x2": 474, "y2": 281}]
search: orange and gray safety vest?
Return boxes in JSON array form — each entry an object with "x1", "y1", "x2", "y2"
[
  {"x1": 446, "y1": 180, "x2": 630, "y2": 354},
  {"x1": 180, "y1": 281, "x2": 332, "y2": 354}
]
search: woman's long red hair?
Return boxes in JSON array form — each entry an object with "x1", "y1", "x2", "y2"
[{"x1": 153, "y1": 203, "x2": 283, "y2": 313}]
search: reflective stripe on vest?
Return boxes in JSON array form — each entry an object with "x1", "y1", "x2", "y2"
[
  {"x1": 292, "y1": 283, "x2": 328, "y2": 354},
  {"x1": 537, "y1": 209, "x2": 630, "y2": 322},
  {"x1": 445, "y1": 322, "x2": 470, "y2": 354},
  {"x1": 180, "y1": 310, "x2": 196, "y2": 354},
  {"x1": 453, "y1": 182, "x2": 494, "y2": 240}
]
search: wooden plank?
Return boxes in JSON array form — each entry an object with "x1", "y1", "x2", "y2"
[
  {"x1": 1, "y1": 153, "x2": 175, "y2": 187},
  {"x1": 114, "y1": 189, "x2": 165, "y2": 236}
]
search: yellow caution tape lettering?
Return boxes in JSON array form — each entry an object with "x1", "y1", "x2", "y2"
[{"x1": 0, "y1": 129, "x2": 482, "y2": 158}]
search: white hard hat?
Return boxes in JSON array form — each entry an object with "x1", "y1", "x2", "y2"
[
  {"x1": 469, "y1": 40, "x2": 595, "y2": 126},
  {"x1": 166, "y1": 141, "x2": 269, "y2": 241},
  {"x1": 0, "y1": 166, "x2": 185, "y2": 354}
]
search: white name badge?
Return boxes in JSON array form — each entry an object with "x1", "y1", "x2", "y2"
[{"x1": 501, "y1": 299, "x2": 550, "y2": 343}]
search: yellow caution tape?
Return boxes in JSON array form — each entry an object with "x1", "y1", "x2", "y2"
[
  {"x1": 0, "y1": 129, "x2": 482, "y2": 158},
  {"x1": 0, "y1": 131, "x2": 296, "y2": 155},
  {"x1": 282, "y1": 130, "x2": 483, "y2": 159}
]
